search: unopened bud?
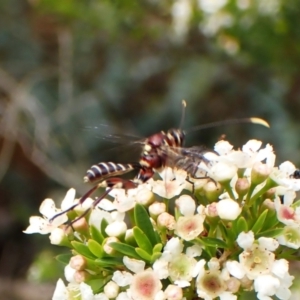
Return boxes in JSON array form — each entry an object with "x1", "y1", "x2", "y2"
[
  {"x1": 251, "y1": 162, "x2": 271, "y2": 185},
  {"x1": 125, "y1": 229, "x2": 136, "y2": 246},
  {"x1": 205, "y1": 202, "x2": 218, "y2": 218},
  {"x1": 104, "y1": 281, "x2": 119, "y2": 298},
  {"x1": 157, "y1": 212, "x2": 176, "y2": 230},
  {"x1": 263, "y1": 198, "x2": 275, "y2": 210},
  {"x1": 149, "y1": 202, "x2": 166, "y2": 219},
  {"x1": 263, "y1": 188, "x2": 276, "y2": 200},
  {"x1": 72, "y1": 217, "x2": 89, "y2": 236},
  {"x1": 105, "y1": 221, "x2": 127, "y2": 238},
  {"x1": 70, "y1": 255, "x2": 87, "y2": 271},
  {"x1": 74, "y1": 270, "x2": 90, "y2": 283},
  {"x1": 235, "y1": 178, "x2": 250, "y2": 197},
  {"x1": 49, "y1": 228, "x2": 70, "y2": 246},
  {"x1": 136, "y1": 188, "x2": 155, "y2": 206},
  {"x1": 226, "y1": 277, "x2": 241, "y2": 293},
  {"x1": 240, "y1": 275, "x2": 253, "y2": 291},
  {"x1": 203, "y1": 181, "x2": 223, "y2": 202},
  {"x1": 164, "y1": 284, "x2": 183, "y2": 300},
  {"x1": 175, "y1": 195, "x2": 196, "y2": 216},
  {"x1": 103, "y1": 237, "x2": 119, "y2": 255},
  {"x1": 216, "y1": 199, "x2": 241, "y2": 221},
  {"x1": 210, "y1": 162, "x2": 238, "y2": 184}
]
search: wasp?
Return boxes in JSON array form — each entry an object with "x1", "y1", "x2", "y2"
[{"x1": 51, "y1": 103, "x2": 269, "y2": 224}]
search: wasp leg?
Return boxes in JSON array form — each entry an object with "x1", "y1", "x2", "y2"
[
  {"x1": 49, "y1": 184, "x2": 102, "y2": 223},
  {"x1": 67, "y1": 186, "x2": 115, "y2": 227}
]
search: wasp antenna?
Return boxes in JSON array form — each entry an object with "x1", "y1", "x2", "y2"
[
  {"x1": 179, "y1": 100, "x2": 187, "y2": 129},
  {"x1": 249, "y1": 117, "x2": 270, "y2": 128},
  {"x1": 185, "y1": 117, "x2": 270, "y2": 133}
]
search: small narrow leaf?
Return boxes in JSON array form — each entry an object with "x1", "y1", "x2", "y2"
[
  {"x1": 153, "y1": 243, "x2": 163, "y2": 253},
  {"x1": 199, "y1": 237, "x2": 229, "y2": 249},
  {"x1": 95, "y1": 257, "x2": 123, "y2": 268},
  {"x1": 90, "y1": 226, "x2": 104, "y2": 244},
  {"x1": 109, "y1": 242, "x2": 141, "y2": 260},
  {"x1": 71, "y1": 241, "x2": 96, "y2": 259},
  {"x1": 88, "y1": 239, "x2": 104, "y2": 258},
  {"x1": 133, "y1": 227, "x2": 153, "y2": 254},
  {"x1": 251, "y1": 209, "x2": 268, "y2": 234},
  {"x1": 56, "y1": 253, "x2": 72, "y2": 265},
  {"x1": 135, "y1": 247, "x2": 152, "y2": 262},
  {"x1": 100, "y1": 218, "x2": 109, "y2": 238},
  {"x1": 87, "y1": 278, "x2": 111, "y2": 294},
  {"x1": 151, "y1": 252, "x2": 162, "y2": 262},
  {"x1": 134, "y1": 204, "x2": 157, "y2": 246},
  {"x1": 236, "y1": 217, "x2": 248, "y2": 234},
  {"x1": 256, "y1": 228, "x2": 284, "y2": 238}
]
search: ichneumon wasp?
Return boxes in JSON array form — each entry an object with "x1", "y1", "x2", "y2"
[{"x1": 50, "y1": 101, "x2": 269, "y2": 225}]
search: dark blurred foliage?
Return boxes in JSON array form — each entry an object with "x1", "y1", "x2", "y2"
[{"x1": 1, "y1": 0, "x2": 300, "y2": 296}]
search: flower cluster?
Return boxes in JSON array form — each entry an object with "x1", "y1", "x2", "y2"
[{"x1": 24, "y1": 139, "x2": 300, "y2": 300}]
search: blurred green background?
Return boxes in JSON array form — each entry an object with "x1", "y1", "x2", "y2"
[{"x1": 1, "y1": 0, "x2": 300, "y2": 299}]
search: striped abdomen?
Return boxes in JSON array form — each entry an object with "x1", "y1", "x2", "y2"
[{"x1": 84, "y1": 162, "x2": 141, "y2": 183}]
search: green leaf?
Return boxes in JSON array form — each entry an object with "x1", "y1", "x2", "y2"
[
  {"x1": 134, "y1": 204, "x2": 158, "y2": 246},
  {"x1": 88, "y1": 239, "x2": 104, "y2": 258},
  {"x1": 151, "y1": 252, "x2": 162, "y2": 262},
  {"x1": 135, "y1": 247, "x2": 152, "y2": 262},
  {"x1": 90, "y1": 225, "x2": 104, "y2": 244},
  {"x1": 95, "y1": 257, "x2": 123, "y2": 268},
  {"x1": 199, "y1": 237, "x2": 229, "y2": 249},
  {"x1": 71, "y1": 241, "x2": 96, "y2": 259},
  {"x1": 87, "y1": 277, "x2": 112, "y2": 293},
  {"x1": 100, "y1": 218, "x2": 109, "y2": 238},
  {"x1": 153, "y1": 243, "x2": 163, "y2": 253},
  {"x1": 256, "y1": 228, "x2": 284, "y2": 238},
  {"x1": 292, "y1": 200, "x2": 300, "y2": 208},
  {"x1": 109, "y1": 242, "x2": 141, "y2": 260},
  {"x1": 55, "y1": 253, "x2": 72, "y2": 265},
  {"x1": 261, "y1": 210, "x2": 279, "y2": 230},
  {"x1": 133, "y1": 227, "x2": 153, "y2": 254},
  {"x1": 236, "y1": 217, "x2": 248, "y2": 234},
  {"x1": 251, "y1": 209, "x2": 268, "y2": 234}
]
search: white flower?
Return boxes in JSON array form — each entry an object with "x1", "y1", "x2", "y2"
[
  {"x1": 152, "y1": 170, "x2": 188, "y2": 199},
  {"x1": 168, "y1": 254, "x2": 198, "y2": 287},
  {"x1": 196, "y1": 266, "x2": 227, "y2": 299},
  {"x1": 128, "y1": 269, "x2": 163, "y2": 300},
  {"x1": 216, "y1": 199, "x2": 241, "y2": 220},
  {"x1": 277, "y1": 225, "x2": 300, "y2": 249},
  {"x1": 175, "y1": 214, "x2": 205, "y2": 241},
  {"x1": 239, "y1": 244, "x2": 275, "y2": 280},
  {"x1": 23, "y1": 189, "x2": 79, "y2": 235}
]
